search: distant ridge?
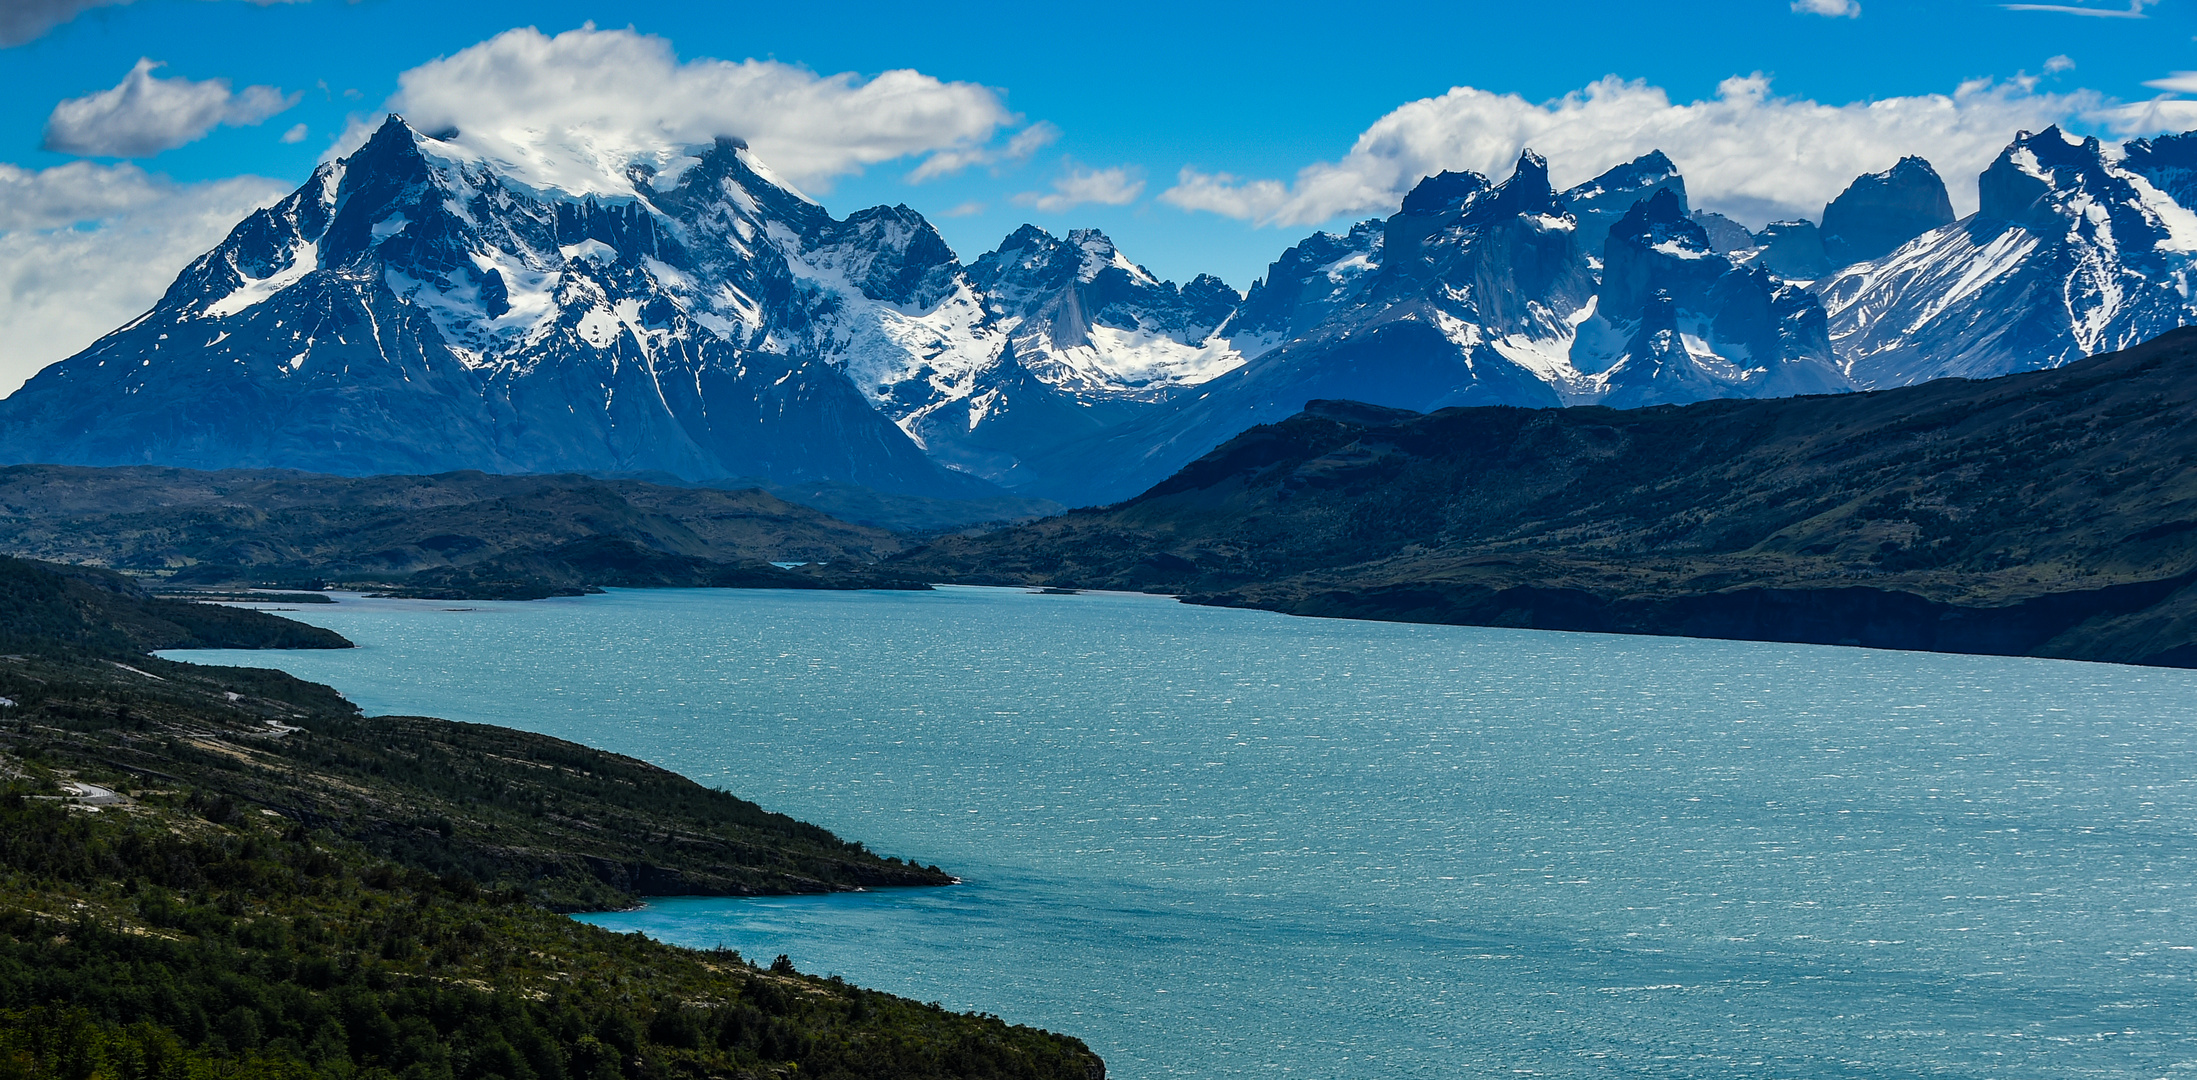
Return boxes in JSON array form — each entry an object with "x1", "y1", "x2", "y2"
[{"x1": 889, "y1": 327, "x2": 2197, "y2": 669}]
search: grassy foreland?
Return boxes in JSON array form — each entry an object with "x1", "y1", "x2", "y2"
[
  {"x1": 0, "y1": 470, "x2": 934, "y2": 601},
  {"x1": 0, "y1": 556, "x2": 1103, "y2": 1080}
]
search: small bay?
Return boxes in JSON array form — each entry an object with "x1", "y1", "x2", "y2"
[{"x1": 174, "y1": 586, "x2": 2197, "y2": 1078}]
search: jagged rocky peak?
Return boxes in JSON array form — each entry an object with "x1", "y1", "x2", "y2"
[
  {"x1": 1600, "y1": 188, "x2": 1721, "y2": 319},
  {"x1": 1563, "y1": 149, "x2": 1688, "y2": 251},
  {"x1": 1689, "y1": 210, "x2": 1758, "y2": 254},
  {"x1": 0, "y1": 111, "x2": 1002, "y2": 497},
  {"x1": 801, "y1": 203, "x2": 964, "y2": 309},
  {"x1": 966, "y1": 225, "x2": 1150, "y2": 313},
  {"x1": 969, "y1": 225, "x2": 1237, "y2": 347},
  {"x1": 1228, "y1": 220, "x2": 1384, "y2": 345},
  {"x1": 1481, "y1": 149, "x2": 1565, "y2": 218},
  {"x1": 1970, "y1": 125, "x2": 2197, "y2": 267},
  {"x1": 1751, "y1": 220, "x2": 1832, "y2": 279},
  {"x1": 1817, "y1": 125, "x2": 2197, "y2": 389},
  {"x1": 2122, "y1": 128, "x2": 2197, "y2": 207},
  {"x1": 1577, "y1": 186, "x2": 1847, "y2": 408},
  {"x1": 1977, "y1": 127, "x2": 2132, "y2": 228},
  {"x1": 1821, "y1": 156, "x2": 1954, "y2": 265},
  {"x1": 1398, "y1": 169, "x2": 1490, "y2": 216},
  {"x1": 1383, "y1": 151, "x2": 1571, "y2": 285}
]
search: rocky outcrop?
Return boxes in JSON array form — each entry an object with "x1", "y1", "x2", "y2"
[{"x1": 1820, "y1": 156, "x2": 1956, "y2": 265}]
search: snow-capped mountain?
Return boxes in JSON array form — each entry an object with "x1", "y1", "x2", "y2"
[
  {"x1": 1819, "y1": 127, "x2": 2197, "y2": 387},
  {"x1": 888, "y1": 226, "x2": 1250, "y2": 484},
  {"x1": 0, "y1": 117, "x2": 1004, "y2": 494},
  {"x1": 1001, "y1": 151, "x2": 1853, "y2": 506},
  {"x1": 1580, "y1": 188, "x2": 1848, "y2": 407},
  {"x1": 0, "y1": 115, "x2": 1265, "y2": 498},
  {"x1": 5, "y1": 113, "x2": 2196, "y2": 509},
  {"x1": 1562, "y1": 149, "x2": 1687, "y2": 253}
]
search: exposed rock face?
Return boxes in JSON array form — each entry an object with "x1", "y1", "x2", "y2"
[
  {"x1": 1689, "y1": 210, "x2": 1758, "y2": 254},
  {"x1": 0, "y1": 117, "x2": 1260, "y2": 499},
  {"x1": 1751, "y1": 220, "x2": 1833, "y2": 279},
  {"x1": 2123, "y1": 129, "x2": 2197, "y2": 207},
  {"x1": 1819, "y1": 128, "x2": 2197, "y2": 388},
  {"x1": 1584, "y1": 190, "x2": 1846, "y2": 408},
  {"x1": 1006, "y1": 153, "x2": 1848, "y2": 505},
  {"x1": 1820, "y1": 156, "x2": 1957, "y2": 265},
  {"x1": 1562, "y1": 150, "x2": 1687, "y2": 253}
]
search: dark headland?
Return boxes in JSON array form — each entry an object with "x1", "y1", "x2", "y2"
[
  {"x1": 888, "y1": 327, "x2": 2197, "y2": 669},
  {"x1": 0, "y1": 555, "x2": 1105, "y2": 1079}
]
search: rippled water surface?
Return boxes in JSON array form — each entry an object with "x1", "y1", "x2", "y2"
[{"x1": 176, "y1": 586, "x2": 2197, "y2": 1078}]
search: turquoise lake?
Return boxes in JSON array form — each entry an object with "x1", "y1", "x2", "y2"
[{"x1": 173, "y1": 585, "x2": 2197, "y2": 1078}]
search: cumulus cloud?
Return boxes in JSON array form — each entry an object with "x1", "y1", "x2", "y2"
[
  {"x1": 0, "y1": 162, "x2": 287, "y2": 394},
  {"x1": 1013, "y1": 163, "x2": 1145, "y2": 213},
  {"x1": 2100, "y1": 97, "x2": 2197, "y2": 135},
  {"x1": 279, "y1": 121, "x2": 307, "y2": 143},
  {"x1": 42, "y1": 58, "x2": 299, "y2": 157},
  {"x1": 388, "y1": 25, "x2": 1020, "y2": 193},
  {"x1": 1792, "y1": 0, "x2": 1860, "y2": 17},
  {"x1": 2043, "y1": 55, "x2": 2077, "y2": 74},
  {"x1": 1159, "y1": 74, "x2": 2138, "y2": 228}
]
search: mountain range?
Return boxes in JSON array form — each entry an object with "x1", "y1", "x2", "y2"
[{"x1": 2, "y1": 116, "x2": 2193, "y2": 506}]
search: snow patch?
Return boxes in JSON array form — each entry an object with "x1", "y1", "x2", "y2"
[
  {"x1": 560, "y1": 238, "x2": 619, "y2": 265},
  {"x1": 204, "y1": 240, "x2": 318, "y2": 319}
]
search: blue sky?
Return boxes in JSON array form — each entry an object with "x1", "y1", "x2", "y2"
[{"x1": 1, "y1": 0, "x2": 2193, "y2": 385}]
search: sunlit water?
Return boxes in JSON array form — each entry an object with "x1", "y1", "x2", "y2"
[{"x1": 173, "y1": 586, "x2": 2197, "y2": 1078}]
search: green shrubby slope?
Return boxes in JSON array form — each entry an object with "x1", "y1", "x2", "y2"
[{"x1": 0, "y1": 557, "x2": 1102, "y2": 1079}]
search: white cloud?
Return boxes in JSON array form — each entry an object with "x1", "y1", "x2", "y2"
[
  {"x1": 907, "y1": 119, "x2": 1059, "y2": 182},
  {"x1": 2044, "y1": 55, "x2": 2077, "y2": 74},
  {"x1": 0, "y1": 163, "x2": 287, "y2": 394},
  {"x1": 1160, "y1": 74, "x2": 2121, "y2": 228},
  {"x1": 42, "y1": 57, "x2": 299, "y2": 157},
  {"x1": 940, "y1": 201, "x2": 987, "y2": 217},
  {"x1": 2001, "y1": 0, "x2": 2157, "y2": 15},
  {"x1": 1012, "y1": 163, "x2": 1145, "y2": 213},
  {"x1": 1792, "y1": 0, "x2": 1860, "y2": 17},
  {"x1": 388, "y1": 25, "x2": 1020, "y2": 194},
  {"x1": 2144, "y1": 71, "x2": 2197, "y2": 94},
  {"x1": 280, "y1": 122, "x2": 307, "y2": 143},
  {"x1": 2098, "y1": 97, "x2": 2197, "y2": 135}
]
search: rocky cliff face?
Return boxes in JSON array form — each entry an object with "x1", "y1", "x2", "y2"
[
  {"x1": 1820, "y1": 156, "x2": 1957, "y2": 265},
  {"x1": 1562, "y1": 149, "x2": 1687, "y2": 253},
  {"x1": 1002, "y1": 153, "x2": 1851, "y2": 506},
  {"x1": 1818, "y1": 128, "x2": 2197, "y2": 387},
  {"x1": 2124, "y1": 130, "x2": 2197, "y2": 208},
  {"x1": 1581, "y1": 189, "x2": 1846, "y2": 408}
]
